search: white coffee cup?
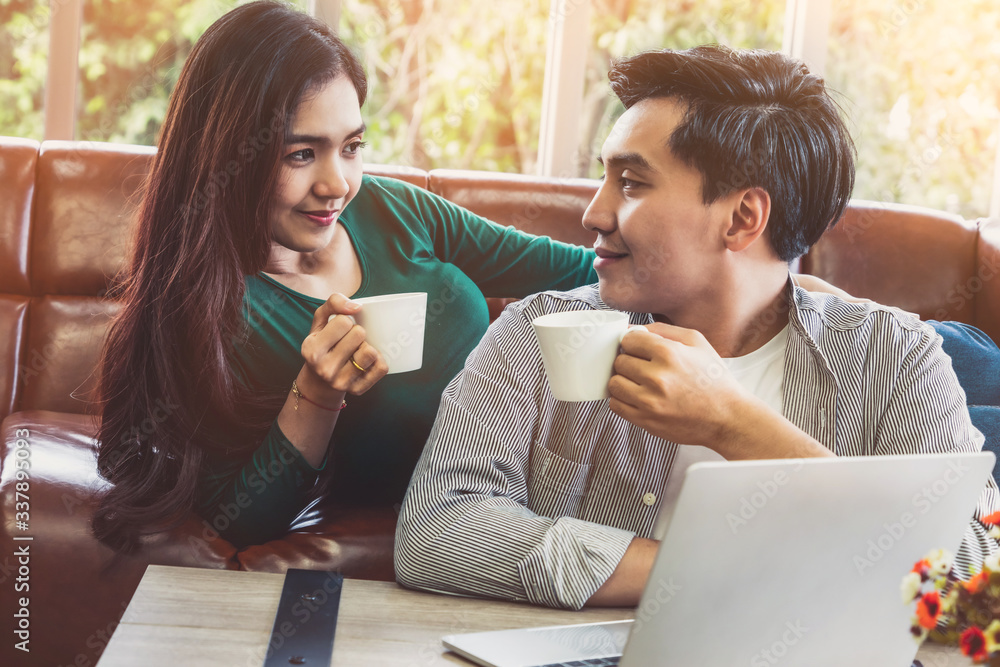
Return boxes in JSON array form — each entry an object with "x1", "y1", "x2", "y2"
[
  {"x1": 342, "y1": 292, "x2": 427, "y2": 374},
  {"x1": 531, "y1": 310, "x2": 630, "y2": 401}
]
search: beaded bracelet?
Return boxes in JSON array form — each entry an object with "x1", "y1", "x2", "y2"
[{"x1": 291, "y1": 380, "x2": 347, "y2": 412}]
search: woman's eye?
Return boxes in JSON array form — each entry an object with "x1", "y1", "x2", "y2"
[
  {"x1": 286, "y1": 148, "x2": 314, "y2": 161},
  {"x1": 345, "y1": 140, "x2": 368, "y2": 155},
  {"x1": 620, "y1": 177, "x2": 640, "y2": 190}
]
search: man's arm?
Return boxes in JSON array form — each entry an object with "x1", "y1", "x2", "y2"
[
  {"x1": 395, "y1": 298, "x2": 637, "y2": 610},
  {"x1": 586, "y1": 537, "x2": 658, "y2": 606}
]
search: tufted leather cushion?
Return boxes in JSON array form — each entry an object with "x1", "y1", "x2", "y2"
[
  {"x1": 32, "y1": 142, "x2": 153, "y2": 297},
  {"x1": 19, "y1": 297, "x2": 120, "y2": 415}
]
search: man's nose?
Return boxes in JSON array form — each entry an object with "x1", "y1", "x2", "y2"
[{"x1": 582, "y1": 182, "x2": 616, "y2": 234}]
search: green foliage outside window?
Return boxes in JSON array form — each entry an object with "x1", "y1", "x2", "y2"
[{"x1": 0, "y1": 0, "x2": 49, "y2": 139}]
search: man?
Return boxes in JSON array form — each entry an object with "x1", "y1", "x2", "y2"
[{"x1": 394, "y1": 45, "x2": 999, "y2": 610}]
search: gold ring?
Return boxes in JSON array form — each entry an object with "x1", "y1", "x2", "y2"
[{"x1": 350, "y1": 356, "x2": 367, "y2": 373}]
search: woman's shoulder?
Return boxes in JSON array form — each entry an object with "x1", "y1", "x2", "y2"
[
  {"x1": 356, "y1": 172, "x2": 468, "y2": 217},
  {"x1": 357, "y1": 172, "x2": 426, "y2": 203}
]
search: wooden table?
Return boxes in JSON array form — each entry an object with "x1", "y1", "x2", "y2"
[{"x1": 97, "y1": 564, "x2": 967, "y2": 666}]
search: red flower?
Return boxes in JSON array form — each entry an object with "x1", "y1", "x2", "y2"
[
  {"x1": 982, "y1": 511, "x2": 1000, "y2": 526},
  {"x1": 912, "y1": 559, "x2": 932, "y2": 581},
  {"x1": 960, "y1": 626, "x2": 988, "y2": 661},
  {"x1": 964, "y1": 571, "x2": 989, "y2": 594},
  {"x1": 916, "y1": 591, "x2": 941, "y2": 629}
]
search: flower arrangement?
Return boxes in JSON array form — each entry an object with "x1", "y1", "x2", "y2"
[{"x1": 903, "y1": 512, "x2": 1000, "y2": 664}]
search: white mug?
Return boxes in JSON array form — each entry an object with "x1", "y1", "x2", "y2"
[
  {"x1": 531, "y1": 310, "x2": 630, "y2": 401},
  {"x1": 343, "y1": 292, "x2": 427, "y2": 374}
]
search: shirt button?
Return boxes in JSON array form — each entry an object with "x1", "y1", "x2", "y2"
[{"x1": 642, "y1": 493, "x2": 656, "y2": 506}]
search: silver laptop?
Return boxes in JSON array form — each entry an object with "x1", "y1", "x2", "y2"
[{"x1": 442, "y1": 452, "x2": 996, "y2": 667}]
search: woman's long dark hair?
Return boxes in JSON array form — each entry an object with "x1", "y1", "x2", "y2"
[{"x1": 92, "y1": 1, "x2": 367, "y2": 552}]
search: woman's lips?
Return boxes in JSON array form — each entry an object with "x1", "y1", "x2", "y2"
[{"x1": 300, "y1": 210, "x2": 338, "y2": 226}]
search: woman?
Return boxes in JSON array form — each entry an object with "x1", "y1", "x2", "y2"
[{"x1": 93, "y1": 1, "x2": 596, "y2": 551}]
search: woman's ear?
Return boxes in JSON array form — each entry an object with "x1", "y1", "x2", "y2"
[{"x1": 724, "y1": 187, "x2": 771, "y2": 253}]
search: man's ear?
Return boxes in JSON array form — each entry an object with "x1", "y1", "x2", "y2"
[{"x1": 723, "y1": 187, "x2": 771, "y2": 252}]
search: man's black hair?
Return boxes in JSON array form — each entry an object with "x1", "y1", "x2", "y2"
[{"x1": 609, "y1": 45, "x2": 856, "y2": 262}]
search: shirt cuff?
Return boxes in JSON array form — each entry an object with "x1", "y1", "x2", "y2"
[{"x1": 517, "y1": 516, "x2": 636, "y2": 610}]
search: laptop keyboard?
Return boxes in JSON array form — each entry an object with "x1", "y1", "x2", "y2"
[{"x1": 536, "y1": 658, "x2": 621, "y2": 667}]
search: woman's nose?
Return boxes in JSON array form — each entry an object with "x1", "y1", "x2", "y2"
[{"x1": 313, "y1": 159, "x2": 350, "y2": 199}]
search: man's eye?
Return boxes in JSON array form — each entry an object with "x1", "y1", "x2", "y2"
[{"x1": 620, "y1": 177, "x2": 640, "y2": 189}]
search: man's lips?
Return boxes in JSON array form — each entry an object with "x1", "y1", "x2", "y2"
[
  {"x1": 593, "y1": 246, "x2": 627, "y2": 270},
  {"x1": 594, "y1": 247, "x2": 627, "y2": 259}
]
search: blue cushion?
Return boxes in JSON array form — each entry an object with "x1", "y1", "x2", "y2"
[
  {"x1": 928, "y1": 322, "x2": 1000, "y2": 485},
  {"x1": 970, "y1": 406, "x2": 1000, "y2": 482},
  {"x1": 929, "y1": 320, "x2": 1000, "y2": 407}
]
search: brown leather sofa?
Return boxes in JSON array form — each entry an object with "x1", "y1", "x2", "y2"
[{"x1": 1, "y1": 136, "x2": 999, "y2": 667}]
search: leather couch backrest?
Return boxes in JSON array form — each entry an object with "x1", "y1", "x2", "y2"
[
  {"x1": 1, "y1": 137, "x2": 998, "y2": 421},
  {"x1": 800, "y1": 202, "x2": 979, "y2": 323}
]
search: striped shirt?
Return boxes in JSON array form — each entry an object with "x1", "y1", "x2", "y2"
[{"x1": 395, "y1": 283, "x2": 999, "y2": 610}]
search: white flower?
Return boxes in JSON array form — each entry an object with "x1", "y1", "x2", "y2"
[
  {"x1": 926, "y1": 549, "x2": 953, "y2": 577},
  {"x1": 984, "y1": 549, "x2": 1000, "y2": 573},
  {"x1": 901, "y1": 571, "x2": 923, "y2": 603}
]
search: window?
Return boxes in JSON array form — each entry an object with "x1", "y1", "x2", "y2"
[
  {"x1": 579, "y1": 0, "x2": 786, "y2": 178},
  {"x1": 825, "y1": 0, "x2": 1000, "y2": 218},
  {"x1": 341, "y1": 0, "x2": 549, "y2": 172},
  {"x1": 4, "y1": 0, "x2": 999, "y2": 217}
]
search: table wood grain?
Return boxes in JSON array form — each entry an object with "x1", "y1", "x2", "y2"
[
  {"x1": 97, "y1": 565, "x2": 633, "y2": 666},
  {"x1": 96, "y1": 564, "x2": 968, "y2": 667}
]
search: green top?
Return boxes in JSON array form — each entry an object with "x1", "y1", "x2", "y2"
[{"x1": 197, "y1": 175, "x2": 596, "y2": 547}]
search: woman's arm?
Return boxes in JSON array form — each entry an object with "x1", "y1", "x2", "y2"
[
  {"x1": 377, "y1": 177, "x2": 597, "y2": 296},
  {"x1": 278, "y1": 294, "x2": 387, "y2": 466},
  {"x1": 196, "y1": 294, "x2": 389, "y2": 547}
]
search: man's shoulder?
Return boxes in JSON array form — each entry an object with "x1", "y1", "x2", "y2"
[{"x1": 792, "y1": 287, "x2": 938, "y2": 352}]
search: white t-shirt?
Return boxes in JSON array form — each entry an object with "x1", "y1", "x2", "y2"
[{"x1": 653, "y1": 324, "x2": 789, "y2": 539}]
